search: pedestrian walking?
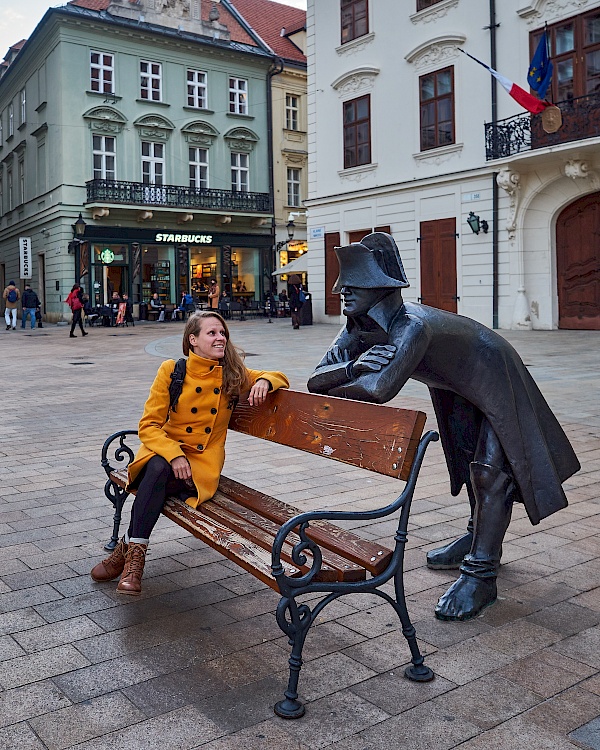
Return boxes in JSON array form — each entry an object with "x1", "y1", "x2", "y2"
[
  {"x1": 90, "y1": 311, "x2": 289, "y2": 595},
  {"x1": 21, "y1": 284, "x2": 40, "y2": 330},
  {"x1": 207, "y1": 278, "x2": 220, "y2": 310},
  {"x1": 3, "y1": 281, "x2": 20, "y2": 330},
  {"x1": 65, "y1": 284, "x2": 88, "y2": 338},
  {"x1": 288, "y1": 274, "x2": 305, "y2": 330}
]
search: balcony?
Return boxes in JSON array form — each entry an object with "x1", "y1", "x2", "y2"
[
  {"x1": 485, "y1": 92, "x2": 600, "y2": 160},
  {"x1": 85, "y1": 179, "x2": 273, "y2": 214}
]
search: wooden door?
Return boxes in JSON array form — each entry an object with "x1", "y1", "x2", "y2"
[
  {"x1": 324, "y1": 232, "x2": 341, "y2": 315},
  {"x1": 419, "y1": 218, "x2": 457, "y2": 312},
  {"x1": 556, "y1": 193, "x2": 600, "y2": 330}
]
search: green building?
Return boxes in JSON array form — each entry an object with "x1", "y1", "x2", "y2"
[{"x1": 0, "y1": 0, "x2": 279, "y2": 321}]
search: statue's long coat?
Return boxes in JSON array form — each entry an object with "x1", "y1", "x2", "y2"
[{"x1": 307, "y1": 291, "x2": 579, "y2": 524}]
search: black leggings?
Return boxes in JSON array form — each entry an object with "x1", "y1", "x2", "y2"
[
  {"x1": 70, "y1": 308, "x2": 85, "y2": 335},
  {"x1": 128, "y1": 456, "x2": 196, "y2": 540}
]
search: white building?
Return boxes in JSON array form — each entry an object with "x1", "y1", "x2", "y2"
[{"x1": 305, "y1": 0, "x2": 600, "y2": 331}]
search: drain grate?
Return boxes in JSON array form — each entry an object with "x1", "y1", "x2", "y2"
[
  {"x1": 108, "y1": 333, "x2": 137, "y2": 336},
  {"x1": 69, "y1": 362, "x2": 95, "y2": 365}
]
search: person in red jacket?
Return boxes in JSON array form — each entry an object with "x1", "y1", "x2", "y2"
[{"x1": 65, "y1": 284, "x2": 88, "y2": 338}]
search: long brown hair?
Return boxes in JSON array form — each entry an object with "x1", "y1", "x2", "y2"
[{"x1": 182, "y1": 312, "x2": 249, "y2": 397}]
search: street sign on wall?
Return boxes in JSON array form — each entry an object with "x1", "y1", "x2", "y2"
[{"x1": 19, "y1": 237, "x2": 32, "y2": 279}]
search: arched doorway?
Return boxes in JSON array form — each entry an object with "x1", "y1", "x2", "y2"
[{"x1": 556, "y1": 192, "x2": 600, "y2": 330}]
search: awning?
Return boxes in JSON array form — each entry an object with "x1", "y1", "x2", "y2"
[{"x1": 272, "y1": 253, "x2": 308, "y2": 276}]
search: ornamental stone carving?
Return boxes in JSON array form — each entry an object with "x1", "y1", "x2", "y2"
[
  {"x1": 518, "y1": 0, "x2": 591, "y2": 24},
  {"x1": 497, "y1": 166, "x2": 521, "y2": 240},
  {"x1": 134, "y1": 114, "x2": 175, "y2": 141},
  {"x1": 405, "y1": 35, "x2": 466, "y2": 71},
  {"x1": 411, "y1": 0, "x2": 459, "y2": 24},
  {"x1": 223, "y1": 127, "x2": 259, "y2": 153},
  {"x1": 564, "y1": 159, "x2": 589, "y2": 179},
  {"x1": 181, "y1": 120, "x2": 219, "y2": 146},
  {"x1": 335, "y1": 32, "x2": 375, "y2": 57},
  {"x1": 331, "y1": 67, "x2": 380, "y2": 98},
  {"x1": 83, "y1": 106, "x2": 127, "y2": 134}
]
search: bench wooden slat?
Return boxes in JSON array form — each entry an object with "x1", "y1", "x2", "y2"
[
  {"x1": 201, "y1": 496, "x2": 338, "y2": 582},
  {"x1": 218, "y1": 476, "x2": 393, "y2": 576},
  {"x1": 109, "y1": 468, "x2": 387, "y2": 578},
  {"x1": 229, "y1": 390, "x2": 426, "y2": 482},
  {"x1": 162, "y1": 498, "x2": 299, "y2": 591},
  {"x1": 213, "y1": 494, "x2": 366, "y2": 582}
]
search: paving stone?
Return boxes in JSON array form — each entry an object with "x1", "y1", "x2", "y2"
[
  {"x1": 200, "y1": 718, "x2": 310, "y2": 750},
  {"x1": 0, "y1": 607, "x2": 46, "y2": 635},
  {"x1": 425, "y1": 639, "x2": 515, "y2": 686},
  {"x1": 327, "y1": 699, "x2": 480, "y2": 750},
  {"x1": 473, "y1": 619, "x2": 560, "y2": 659},
  {"x1": 498, "y1": 647, "x2": 596, "y2": 698},
  {"x1": 0, "y1": 563, "x2": 79, "y2": 592},
  {"x1": 342, "y1": 629, "x2": 436, "y2": 674},
  {"x1": 0, "y1": 583, "x2": 64, "y2": 613},
  {"x1": 0, "y1": 722, "x2": 48, "y2": 750},
  {"x1": 570, "y1": 716, "x2": 600, "y2": 750},
  {"x1": 28, "y1": 691, "x2": 145, "y2": 750},
  {"x1": 33, "y1": 590, "x2": 117, "y2": 622},
  {"x1": 525, "y1": 685, "x2": 600, "y2": 734},
  {"x1": 525, "y1": 600, "x2": 600, "y2": 636},
  {"x1": 456, "y1": 715, "x2": 582, "y2": 749},
  {"x1": 553, "y1": 625, "x2": 600, "y2": 669},
  {"x1": 0, "y1": 644, "x2": 91, "y2": 688},
  {"x1": 0, "y1": 679, "x2": 72, "y2": 727},
  {"x1": 349, "y1": 668, "x2": 455, "y2": 715},
  {"x1": 12, "y1": 615, "x2": 104, "y2": 652}
]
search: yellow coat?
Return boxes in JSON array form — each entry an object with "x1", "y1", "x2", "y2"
[{"x1": 127, "y1": 351, "x2": 289, "y2": 507}]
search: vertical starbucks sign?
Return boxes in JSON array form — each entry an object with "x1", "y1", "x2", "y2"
[{"x1": 19, "y1": 237, "x2": 32, "y2": 279}]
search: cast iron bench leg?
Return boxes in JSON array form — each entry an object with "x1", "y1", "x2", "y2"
[
  {"x1": 393, "y1": 569, "x2": 434, "y2": 682},
  {"x1": 274, "y1": 595, "x2": 312, "y2": 719},
  {"x1": 103, "y1": 478, "x2": 129, "y2": 551}
]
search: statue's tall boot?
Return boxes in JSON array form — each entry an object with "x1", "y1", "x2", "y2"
[
  {"x1": 427, "y1": 482, "x2": 475, "y2": 569},
  {"x1": 435, "y1": 462, "x2": 514, "y2": 621}
]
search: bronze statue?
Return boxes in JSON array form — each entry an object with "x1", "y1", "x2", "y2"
[{"x1": 307, "y1": 232, "x2": 580, "y2": 621}]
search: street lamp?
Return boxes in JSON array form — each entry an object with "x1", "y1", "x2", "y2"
[
  {"x1": 466, "y1": 211, "x2": 489, "y2": 235},
  {"x1": 276, "y1": 220, "x2": 295, "y2": 251},
  {"x1": 70, "y1": 212, "x2": 87, "y2": 284}
]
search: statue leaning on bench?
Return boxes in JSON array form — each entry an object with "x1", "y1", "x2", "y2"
[{"x1": 307, "y1": 232, "x2": 580, "y2": 622}]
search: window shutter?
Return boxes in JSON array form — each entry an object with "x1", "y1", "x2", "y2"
[{"x1": 325, "y1": 232, "x2": 341, "y2": 316}]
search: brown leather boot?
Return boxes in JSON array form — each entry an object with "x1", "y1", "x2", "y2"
[
  {"x1": 116, "y1": 542, "x2": 148, "y2": 595},
  {"x1": 90, "y1": 537, "x2": 128, "y2": 582}
]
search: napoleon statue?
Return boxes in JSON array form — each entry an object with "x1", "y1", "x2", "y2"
[{"x1": 307, "y1": 232, "x2": 580, "y2": 621}]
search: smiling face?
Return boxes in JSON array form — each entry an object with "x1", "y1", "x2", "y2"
[{"x1": 188, "y1": 315, "x2": 227, "y2": 360}]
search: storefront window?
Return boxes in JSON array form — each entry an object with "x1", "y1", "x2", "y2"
[
  {"x1": 91, "y1": 244, "x2": 130, "y2": 306},
  {"x1": 142, "y1": 245, "x2": 175, "y2": 303}
]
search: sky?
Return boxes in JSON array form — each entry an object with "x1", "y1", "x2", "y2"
[{"x1": 0, "y1": 0, "x2": 308, "y2": 59}]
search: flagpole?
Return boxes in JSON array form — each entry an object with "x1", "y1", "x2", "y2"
[{"x1": 544, "y1": 23, "x2": 554, "y2": 103}]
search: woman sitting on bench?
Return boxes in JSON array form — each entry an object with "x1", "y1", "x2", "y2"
[{"x1": 91, "y1": 311, "x2": 289, "y2": 594}]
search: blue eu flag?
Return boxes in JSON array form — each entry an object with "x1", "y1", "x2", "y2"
[{"x1": 528, "y1": 32, "x2": 553, "y2": 100}]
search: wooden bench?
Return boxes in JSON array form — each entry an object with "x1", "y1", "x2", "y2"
[{"x1": 100, "y1": 389, "x2": 439, "y2": 718}]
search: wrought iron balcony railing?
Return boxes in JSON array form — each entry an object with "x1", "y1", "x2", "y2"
[
  {"x1": 86, "y1": 179, "x2": 273, "y2": 213},
  {"x1": 485, "y1": 92, "x2": 600, "y2": 160}
]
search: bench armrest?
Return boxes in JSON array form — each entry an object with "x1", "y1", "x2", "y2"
[
  {"x1": 101, "y1": 429, "x2": 139, "y2": 480},
  {"x1": 271, "y1": 430, "x2": 439, "y2": 589}
]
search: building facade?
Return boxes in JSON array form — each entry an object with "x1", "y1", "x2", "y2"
[
  {"x1": 0, "y1": 0, "x2": 286, "y2": 321},
  {"x1": 306, "y1": 0, "x2": 600, "y2": 331}
]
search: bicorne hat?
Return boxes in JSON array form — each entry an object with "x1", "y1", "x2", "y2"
[{"x1": 332, "y1": 232, "x2": 410, "y2": 293}]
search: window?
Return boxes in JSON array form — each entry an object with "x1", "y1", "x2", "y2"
[
  {"x1": 7, "y1": 169, "x2": 12, "y2": 211},
  {"x1": 419, "y1": 67, "x2": 454, "y2": 151},
  {"x1": 141, "y1": 141, "x2": 164, "y2": 184},
  {"x1": 90, "y1": 51, "x2": 114, "y2": 94},
  {"x1": 18, "y1": 159, "x2": 24, "y2": 205},
  {"x1": 287, "y1": 167, "x2": 301, "y2": 206},
  {"x1": 0, "y1": 116, "x2": 3, "y2": 147},
  {"x1": 0, "y1": 177, "x2": 3, "y2": 217},
  {"x1": 187, "y1": 69, "x2": 207, "y2": 108},
  {"x1": 189, "y1": 146, "x2": 208, "y2": 188},
  {"x1": 8, "y1": 103, "x2": 14, "y2": 137},
  {"x1": 19, "y1": 89, "x2": 26, "y2": 125},
  {"x1": 341, "y1": 0, "x2": 368, "y2": 45},
  {"x1": 417, "y1": 0, "x2": 444, "y2": 10},
  {"x1": 532, "y1": 10, "x2": 600, "y2": 100},
  {"x1": 231, "y1": 151, "x2": 248, "y2": 191},
  {"x1": 343, "y1": 94, "x2": 371, "y2": 168},
  {"x1": 93, "y1": 135, "x2": 116, "y2": 180},
  {"x1": 140, "y1": 61, "x2": 162, "y2": 101},
  {"x1": 229, "y1": 77, "x2": 248, "y2": 115},
  {"x1": 285, "y1": 94, "x2": 299, "y2": 130}
]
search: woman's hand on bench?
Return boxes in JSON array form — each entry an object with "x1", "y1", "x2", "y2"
[{"x1": 247, "y1": 378, "x2": 271, "y2": 406}]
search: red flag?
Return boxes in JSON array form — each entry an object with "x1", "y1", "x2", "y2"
[{"x1": 460, "y1": 49, "x2": 550, "y2": 115}]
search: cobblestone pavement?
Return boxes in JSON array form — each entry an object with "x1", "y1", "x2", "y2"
[{"x1": 1, "y1": 318, "x2": 600, "y2": 750}]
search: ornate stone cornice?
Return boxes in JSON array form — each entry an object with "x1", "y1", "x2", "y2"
[
  {"x1": 181, "y1": 120, "x2": 219, "y2": 146},
  {"x1": 405, "y1": 34, "x2": 466, "y2": 71},
  {"x1": 335, "y1": 32, "x2": 375, "y2": 57},
  {"x1": 413, "y1": 142, "x2": 463, "y2": 166},
  {"x1": 410, "y1": 0, "x2": 460, "y2": 24},
  {"x1": 133, "y1": 114, "x2": 175, "y2": 141},
  {"x1": 517, "y1": 0, "x2": 592, "y2": 24},
  {"x1": 83, "y1": 106, "x2": 127, "y2": 134},
  {"x1": 331, "y1": 66, "x2": 380, "y2": 98},
  {"x1": 223, "y1": 127, "x2": 259, "y2": 153},
  {"x1": 337, "y1": 163, "x2": 378, "y2": 183}
]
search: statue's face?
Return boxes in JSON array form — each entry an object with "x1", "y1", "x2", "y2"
[{"x1": 340, "y1": 286, "x2": 384, "y2": 316}]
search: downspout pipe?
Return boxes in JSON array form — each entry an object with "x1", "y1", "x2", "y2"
[{"x1": 488, "y1": 0, "x2": 500, "y2": 328}]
